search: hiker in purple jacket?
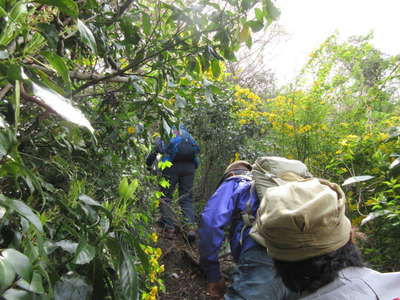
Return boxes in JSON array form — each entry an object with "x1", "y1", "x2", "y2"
[{"x1": 198, "y1": 160, "x2": 296, "y2": 300}]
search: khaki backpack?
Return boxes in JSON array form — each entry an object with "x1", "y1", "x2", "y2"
[{"x1": 246, "y1": 156, "x2": 341, "y2": 249}]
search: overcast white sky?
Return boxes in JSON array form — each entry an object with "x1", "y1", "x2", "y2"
[{"x1": 267, "y1": 0, "x2": 400, "y2": 86}]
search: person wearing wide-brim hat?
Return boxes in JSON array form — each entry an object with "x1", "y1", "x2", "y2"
[{"x1": 262, "y1": 179, "x2": 400, "y2": 299}]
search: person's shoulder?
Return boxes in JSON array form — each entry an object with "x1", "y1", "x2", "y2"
[
  {"x1": 224, "y1": 175, "x2": 252, "y2": 184},
  {"x1": 223, "y1": 176, "x2": 252, "y2": 194}
]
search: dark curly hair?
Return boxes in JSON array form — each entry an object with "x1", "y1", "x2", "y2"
[{"x1": 273, "y1": 239, "x2": 364, "y2": 294}]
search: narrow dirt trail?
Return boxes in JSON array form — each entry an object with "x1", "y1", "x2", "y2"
[
  {"x1": 158, "y1": 229, "x2": 208, "y2": 300},
  {"x1": 157, "y1": 227, "x2": 235, "y2": 300}
]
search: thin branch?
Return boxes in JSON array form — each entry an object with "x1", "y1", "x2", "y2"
[
  {"x1": 0, "y1": 84, "x2": 13, "y2": 100},
  {"x1": 72, "y1": 40, "x2": 184, "y2": 95},
  {"x1": 20, "y1": 84, "x2": 57, "y2": 115}
]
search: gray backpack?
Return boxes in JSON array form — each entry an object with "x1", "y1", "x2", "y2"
[{"x1": 243, "y1": 156, "x2": 313, "y2": 247}]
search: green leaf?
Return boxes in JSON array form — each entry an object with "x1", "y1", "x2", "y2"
[
  {"x1": 264, "y1": 0, "x2": 281, "y2": 22},
  {"x1": 28, "y1": 80, "x2": 94, "y2": 133},
  {"x1": 10, "y1": 2, "x2": 27, "y2": 22},
  {"x1": 42, "y1": 51, "x2": 71, "y2": 86},
  {"x1": 78, "y1": 194, "x2": 101, "y2": 207},
  {"x1": 29, "y1": 67, "x2": 65, "y2": 95},
  {"x1": 10, "y1": 199, "x2": 43, "y2": 232},
  {"x1": 360, "y1": 210, "x2": 390, "y2": 226},
  {"x1": 205, "y1": 89, "x2": 213, "y2": 104},
  {"x1": 54, "y1": 274, "x2": 92, "y2": 300},
  {"x1": 0, "y1": 126, "x2": 17, "y2": 157},
  {"x1": 342, "y1": 175, "x2": 375, "y2": 186},
  {"x1": 73, "y1": 241, "x2": 96, "y2": 265},
  {"x1": 175, "y1": 95, "x2": 186, "y2": 108},
  {"x1": 159, "y1": 178, "x2": 170, "y2": 189},
  {"x1": 23, "y1": 32, "x2": 46, "y2": 55},
  {"x1": 0, "y1": 115, "x2": 7, "y2": 128},
  {"x1": 0, "y1": 206, "x2": 5, "y2": 218},
  {"x1": 120, "y1": 18, "x2": 141, "y2": 45},
  {"x1": 0, "y1": 257, "x2": 16, "y2": 293},
  {"x1": 131, "y1": 238, "x2": 150, "y2": 274},
  {"x1": 54, "y1": 240, "x2": 78, "y2": 254},
  {"x1": 14, "y1": 80, "x2": 20, "y2": 128},
  {"x1": 118, "y1": 178, "x2": 138, "y2": 201},
  {"x1": 16, "y1": 271, "x2": 44, "y2": 294},
  {"x1": 35, "y1": 0, "x2": 78, "y2": 18},
  {"x1": 211, "y1": 59, "x2": 221, "y2": 78},
  {"x1": 0, "y1": 2, "x2": 27, "y2": 46},
  {"x1": 37, "y1": 23, "x2": 59, "y2": 49},
  {"x1": 1, "y1": 249, "x2": 32, "y2": 281},
  {"x1": 255, "y1": 7, "x2": 264, "y2": 21},
  {"x1": 119, "y1": 249, "x2": 138, "y2": 300},
  {"x1": 0, "y1": 6, "x2": 6, "y2": 17},
  {"x1": 2, "y1": 288, "x2": 30, "y2": 300},
  {"x1": 157, "y1": 160, "x2": 172, "y2": 171},
  {"x1": 245, "y1": 34, "x2": 253, "y2": 48},
  {"x1": 6, "y1": 64, "x2": 22, "y2": 81},
  {"x1": 118, "y1": 177, "x2": 129, "y2": 199},
  {"x1": 239, "y1": 25, "x2": 250, "y2": 43},
  {"x1": 77, "y1": 19, "x2": 97, "y2": 53},
  {"x1": 247, "y1": 20, "x2": 264, "y2": 33},
  {"x1": 241, "y1": 0, "x2": 252, "y2": 11},
  {"x1": 390, "y1": 157, "x2": 400, "y2": 176},
  {"x1": 142, "y1": 13, "x2": 151, "y2": 35}
]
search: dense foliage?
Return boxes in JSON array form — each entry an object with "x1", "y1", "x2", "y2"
[
  {"x1": 0, "y1": 0, "x2": 280, "y2": 299},
  {"x1": 1, "y1": 0, "x2": 399, "y2": 299}
]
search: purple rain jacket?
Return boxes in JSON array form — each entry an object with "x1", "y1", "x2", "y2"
[{"x1": 199, "y1": 176, "x2": 260, "y2": 282}]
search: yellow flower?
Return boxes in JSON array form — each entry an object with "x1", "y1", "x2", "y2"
[
  {"x1": 345, "y1": 134, "x2": 359, "y2": 141},
  {"x1": 150, "y1": 286, "x2": 158, "y2": 296},
  {"x1": 371, "y1": 168, "x2": 381, "y2": 174},
  {"x1": 158, "y1": 264, "x2": 165, "y2": 273},
  {"x1": 298, "y1": 124, "x2": 311, "y2": 134},
  {"x1": 151, "y1": 232, "x2": 158, "y2": 243},
  {"x1": 150, "y1": 257, "x2": 158, "y2": 267},
  {"x1": 365, "y1": 198, "x2": 379, "y2": 206},
  {"x1": 150, "y1": 271, "x2": 156, "y2": 283},
  {"x1": 155, "y1": 247, "x2": 162, "y2": 258},
  {"x1": 378, "y1": 132, "x2": 389, "y2": 141},
  {"x1": 127, "y1": 127, "x2": 135, "y2": 134}
]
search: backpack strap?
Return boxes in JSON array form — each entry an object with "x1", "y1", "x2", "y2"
[
  {"x1": 239, "y1": 172, "x2": 292, "y2": 245},
  {"x1": 239, "y1": 185, "x2": 258, "y2": 245}
]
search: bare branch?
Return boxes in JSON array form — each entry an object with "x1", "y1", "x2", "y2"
[{"x1": 0, "y1": 84, "x2": 13, "y2": 100}]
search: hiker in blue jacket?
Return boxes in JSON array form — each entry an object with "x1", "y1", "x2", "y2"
[
  {"x1": 198, "y1": 160, "x2": 296, "y2": 300},
  {"x1": 146, "y1": 124, "x2": 200, "y2": 240}
]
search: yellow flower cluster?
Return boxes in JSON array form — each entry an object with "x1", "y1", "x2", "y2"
[
  {"x1": 378, "y1": 132, "x2": 389, "y2": 142},
  {"x1": 141, "y1": 244, "x2": 165, "y2": 300},
  {"x1": 230, "y1": 152, "x2": 240, "y2": 162},
  {"x1": 233, "y1": 85, "x2": 268, "y2": 126},
  {"x1": 383, "y1": 116, "x2": 400, "y2": 127},
  {"x1": 151, "y1": 232, "x2": 158, "y2": 243},
  {"x1": 298, "y1": 125, "x2": 312, "y2": 134}
]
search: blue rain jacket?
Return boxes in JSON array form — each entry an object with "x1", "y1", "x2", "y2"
[
  {"x1": 145, "y1": 124, "x2": 200, "y2": 167},
  {"x1": 163, "y1": 125, "x2": 200, "y2": 163},
  {"x1": 199, "y1": 176, "x2": 260, "y2": 282}
]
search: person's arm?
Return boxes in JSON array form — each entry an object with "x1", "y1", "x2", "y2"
[
  {"x1": 199, "y1": 179, "x2": 238, "y2": 283},
  {"x1": 145, "y1": 151, "x2": 157, "y2": 167},
  {"x1": 145, "y1": 138, "x2": 164, "y2": 167}
]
